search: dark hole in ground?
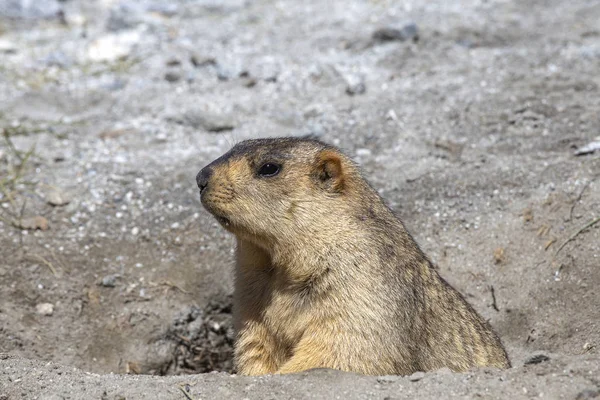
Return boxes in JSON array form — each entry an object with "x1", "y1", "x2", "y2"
[{"x1": 164, "y1": 293, "x2": 235, "y2": 374}]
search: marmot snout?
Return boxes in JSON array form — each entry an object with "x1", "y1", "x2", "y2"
[{"x1": 197, "y1": 137, "x2": 510, "y2": 376}]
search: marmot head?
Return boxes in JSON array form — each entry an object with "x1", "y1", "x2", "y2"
[{"x1": 197, "y1": 138, "x2": 363, "y2": 248}]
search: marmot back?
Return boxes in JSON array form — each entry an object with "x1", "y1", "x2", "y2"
[{"x1": 196, "y1": 137, "x2": 510, "y2": 375}]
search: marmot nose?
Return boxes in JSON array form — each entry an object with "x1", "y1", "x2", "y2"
[{"x1": 196, "y1": 166, "x2": 213, "y2": 193}]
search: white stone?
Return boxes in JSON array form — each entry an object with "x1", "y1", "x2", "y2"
[
  {"x1": 87, "y1": 31, "x2": 141, "y2": 62},
  {"x1": 36, "y1": 303, "x2": 54, "y2": 316}
]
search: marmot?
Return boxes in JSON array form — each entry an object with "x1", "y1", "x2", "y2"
[{"x1": 196, "y1": 137, "x2": 510, "y2": 376}]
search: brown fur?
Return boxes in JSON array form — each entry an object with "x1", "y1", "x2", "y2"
[{"x1": 196, "y1": 137, "x2": 510, "y2": 376}]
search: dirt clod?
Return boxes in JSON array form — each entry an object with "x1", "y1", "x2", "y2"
[
  {"x1": 493, "y1": 247, "x2": 505, "y2": 264},
  {"x1": 13, "y1": 216, "x2": 49, "y2": 230}
]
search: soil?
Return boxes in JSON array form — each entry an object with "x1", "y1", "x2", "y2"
[{"x1": 0, "y1": 0, "x2": 599, "y2": 398}]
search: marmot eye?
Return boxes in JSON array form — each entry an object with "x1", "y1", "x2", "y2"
[{"x1": 258, "y1": 163, "x2": 281, "y2": 177}]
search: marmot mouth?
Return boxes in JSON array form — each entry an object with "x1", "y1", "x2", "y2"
[
  {"x1": 216, "y1": 215, "x2": 231, "y2": 227},
  {"x1": 200, "y1": 194, "x2": 232, "y2": 228},
  {"x1": 203, "y1": 206, "x2": 231, "y2": 227}
]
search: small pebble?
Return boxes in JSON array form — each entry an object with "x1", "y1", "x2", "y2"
[
  {"x1": 36, "y1": 303, "x2": 54, "y2": 316},
  {"x1": 87, "y1": 31, "x2": 140, "y2": 62},
  {"x1": 46, "y1": 188, "x2": 70, "y2": 206},
  {"x1": 345, "y1": 75, "x2": 366, "y2": 96},
  {"x1": 408, "y1": 371, "x2": 425, "y2": 381},
  {"x1": 373, "y1": 23, "x2": 419, "y2": 42},
  {"x1": 100, "y1": 275, "x2": 117, "y2": 288},
  {"x1": 165, "y1": 71, "x2": 181, "y2": 82},
  {"x1": 574, "y1": 138, "x2": 600, "y2": 156},
  {"x1": 190, "y1": 54, "x2": 216, "y2": 67},
  {"x1": 524, "y1": 354, "x2": 550, "y2": 365}
]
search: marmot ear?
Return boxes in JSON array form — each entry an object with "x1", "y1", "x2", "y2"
[{"x1": 313, "y1": 150, "x2": 345, "y2": 192}]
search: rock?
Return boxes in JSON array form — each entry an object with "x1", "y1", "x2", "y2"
[
  {"x1": 45, "y1": 188, "x2": 70, "y2": 207},
  {"x1": 36, "y1": 303, "x2": 54, "y2": 316},
  {"x1": 175, "y1": 110, "x2": 235, "y2": 132},
  {"x1": 190, "y1": 54, "x2": 216, "y2": 68},
  {"x1": 87, "y1": 31, "x2": 141, "y2": 63},
  {"x1": 304, "y1": 105, "x2": 323, "y2": 119},
  {"x1": 100, "y1": 275, "x2": 118, "y2": 288},
  {"x1": 386, "y1": 109, "x2": 398, "y2": 121},
  {"x1": 376, "y1": 376, "x2": 399, "y2": 384},
  {"x1": 524, "y1": 354, "x2": 550, "y2": 365},
  {"x1": 0, "y1": 0, "x2": 62, "y2": 19},
  {"x1": 242, "y1": 77, "x2": 257, "y2": 88},
  {"x1": 164, "y1": 71, "x2": 182, "y2": 82},
  {"x1": 373, "y1": 23, "x2": 419, "y2": 42},
  {"x1": 576, "y1": 390, "x2": 600, "y2": 400},
  {"x1": 408, "y1": 371, "x2": 426, "y2": 381},
  {"x1": 0, "y1": 38, "x2": 17, "y2": 54},
  {"x1": 106, "y1": 3, "x2": 145, "y2": 31},
  {"x1": 216, "y1": 66, "x2": 233, "y2": 81},
  {"x1": 64, "y1": 12, "x2": 86, "y2": 27},
  {"x1": 345, "y1": 74, "x2": 366, "y2": 96},
  {"x1": 14, "y1": 216, "x2": 49, "y2": 231},
  {"x1": 208, "y1": 314, "x2": 230, "y2": 333},
  {"x1": 575, "y1": 137, "x2": 600, "y2": 156}
]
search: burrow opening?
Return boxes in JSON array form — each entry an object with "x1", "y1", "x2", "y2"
[{"x1": 147, "y1": 293, "x2": 236, "y2": 375}]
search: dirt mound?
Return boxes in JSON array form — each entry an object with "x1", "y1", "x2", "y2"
[{"x1": 166, "y1": 294, "x2": 235, "y2": 375}]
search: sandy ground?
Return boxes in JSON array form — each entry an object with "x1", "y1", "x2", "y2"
[
  {"x1": 2, "y1": 353, "x2": 600, "y2": 399},
  {"x1": 0, "y1": 0, "x2": 599, "y2": 398}
]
